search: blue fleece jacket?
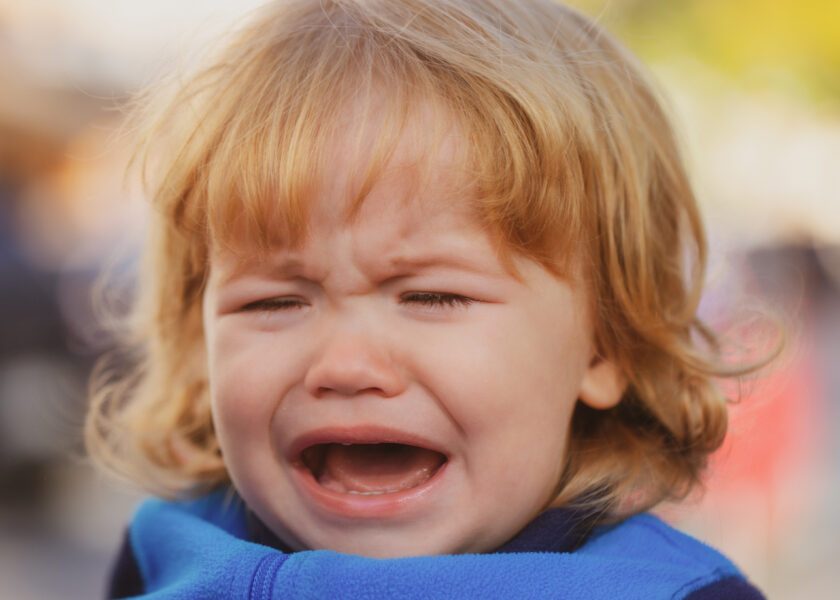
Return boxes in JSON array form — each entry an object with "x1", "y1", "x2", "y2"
[{"x1": 115, "y1": 491, "x2": 763, "y2": 599}]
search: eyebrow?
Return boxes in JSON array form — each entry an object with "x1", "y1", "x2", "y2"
[
  {"x1": 387, "y1": 253, "x2": 503, "y2": 277},
  {"x1": 214, "y1": 249, "x2": 507, "y2": 288},
  {"x1": 215, "y1": 256, "x2": 307, "y2": 287}
]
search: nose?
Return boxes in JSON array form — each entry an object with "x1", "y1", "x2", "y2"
[{"x1": 303, "y1": 325, "x2": 406, "y2": 399}]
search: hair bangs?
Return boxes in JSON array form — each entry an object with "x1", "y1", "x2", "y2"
[
  {"x1": 194, "y1": 39, "x2": 441, "y2": 256},
  {"x1": 150, "y1": 0, "x2": 590, "y2": 276}
]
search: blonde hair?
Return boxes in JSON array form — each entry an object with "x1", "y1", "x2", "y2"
[{"x1": 87, "y1": 0, "x2": 755, "y2": 519}]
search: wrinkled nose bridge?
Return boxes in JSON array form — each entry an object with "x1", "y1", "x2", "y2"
[{"x1": 303, "y1": 311, "x2": 403, "y2": 398}]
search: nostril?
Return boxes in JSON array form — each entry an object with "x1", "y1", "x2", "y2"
[
  {"x1": 304, "y1": 344, "x2": 405, "y2": 398},
  {"x1": 314, "y1": 384, "x2": 391, "y2": 398}
]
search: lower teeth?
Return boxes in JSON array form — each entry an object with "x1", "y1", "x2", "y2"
[{"x1": 335, "y1": 466, "x2": 437, "y2": 495}]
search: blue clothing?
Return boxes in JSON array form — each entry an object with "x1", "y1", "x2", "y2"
[{"x1": 110, "y1": 490, "x2": 763, "y2": 599}]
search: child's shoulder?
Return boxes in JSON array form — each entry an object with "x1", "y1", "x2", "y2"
[{"x1": 577, "y1": 513, "x2": 763, "y2": 599}]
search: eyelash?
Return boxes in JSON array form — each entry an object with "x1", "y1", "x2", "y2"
[
  {"x1": 240, "y1": 292, "x2": 474, "y2": 312},
  {"x1": 400, "y1": 292, "x2": 475, "y2": 309},
  {"x1": 240, "y1": 297, "x2": 307, "y2": 312}
]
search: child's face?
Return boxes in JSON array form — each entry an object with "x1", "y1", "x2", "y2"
[{"x1": 202, "y1": 113, "x2": 621, "y2": 557}]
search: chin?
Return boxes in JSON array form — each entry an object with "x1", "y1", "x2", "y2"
[{"x1": 312, "y1": 532, "x2": 462, "y2": 558}]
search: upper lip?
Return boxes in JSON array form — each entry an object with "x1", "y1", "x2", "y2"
[{"x1": 287, "y1": 425, "x2": 449, "y2": 463}]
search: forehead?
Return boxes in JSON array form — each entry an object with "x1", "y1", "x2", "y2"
[
  {"x1": 200, "y1": 79, "x2": 576, "y2": 283},
  {"x1": 215, "y1": 133, "x2": 505, "y2": 286},
  {"x1": 311, "y1": 96, "x2": 475, "y2": 227},
  {"x1": 213, "y1": 94, "x2": 489, "y2": 259}
]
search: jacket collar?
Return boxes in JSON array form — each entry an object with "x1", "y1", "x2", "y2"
[{"x1": 246, "y1": 507, "x2": 596, "y2": 555}]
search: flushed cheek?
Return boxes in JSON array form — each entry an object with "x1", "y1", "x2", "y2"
[
  {"x1": 425, "y1": 334, "x2": 576, "y2": 428},
  {"x1": 424, "y1": 332, "x2": 578, "y2": 507},
  {"x1": 207, "y1": 337, "x2": 290, "y2": 458},
  {"x1": 210, "y1": 324, "x2": 307, "y2": 404},
  {"x1": 209, "y1": 362, "x2": 294, "y2": 521},
  {"x1": 479, "y1": 452, "x2": 563, "y2": 514}
]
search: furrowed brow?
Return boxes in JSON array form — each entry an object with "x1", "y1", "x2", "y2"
[
  {"x1": 214, "y1": 256, "x2": 307, "y2": 287},
  {"x1": 388, "y1": 253, "x2": 503, "y2": 278}
]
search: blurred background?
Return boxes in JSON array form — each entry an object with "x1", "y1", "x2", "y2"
[{"x1": 0, "y1": 0, "x2": 837, "y2": 598}]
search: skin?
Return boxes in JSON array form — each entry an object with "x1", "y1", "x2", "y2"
[{"x1": 201, "y1": 109, "x2": 624, "y2": 558}]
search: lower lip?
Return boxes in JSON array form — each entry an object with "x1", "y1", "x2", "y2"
[{"x1": 291, "y1": 460, "x2": 449, "y2": 519}]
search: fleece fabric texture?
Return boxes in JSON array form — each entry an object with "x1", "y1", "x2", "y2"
[{"x1": 127, "y1": 491, "x2": 754, "y2": 599}]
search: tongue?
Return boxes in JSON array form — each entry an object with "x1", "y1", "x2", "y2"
[{"x1": 317, "y1": 443, "x2": 445, "y2": 495}]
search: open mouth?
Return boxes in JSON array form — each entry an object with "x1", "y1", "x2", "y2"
[{"x1": 299, "y1": 442, "x2": 448, "y2": 496}]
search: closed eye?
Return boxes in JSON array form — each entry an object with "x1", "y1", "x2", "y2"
[
  {"x1": 400, "y1": 292, "x2": 475, "y2": 309},
  {"x1": 240, "y1": 297, "x2": 308, "y2": 312}
]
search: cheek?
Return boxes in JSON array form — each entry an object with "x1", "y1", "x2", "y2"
[
  {"x1": 205, "y1": 328, "x2": 304, "y2": 500},
  {"x1": 416, "y1": 306, "x2": 587, "y2": 494},
  {"x1": 206, "y1": 327, "x2": 299, "y2": 446},
  {"x1": 420, "y1": 312, "x2": 587, "y2": 432}
]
